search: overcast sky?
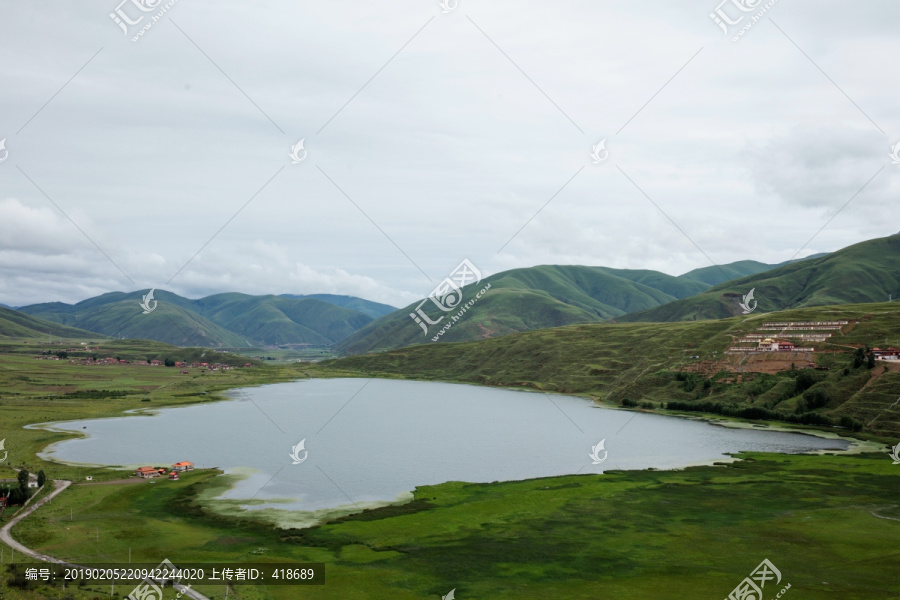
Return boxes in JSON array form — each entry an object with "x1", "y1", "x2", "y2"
[{"x1": 1, "y1": 0, "x2": 898, "y2": 308}]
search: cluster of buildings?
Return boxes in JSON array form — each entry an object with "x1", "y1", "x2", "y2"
[
  {"x1": 727, "y1": 321, "x2": 850, "y2": 354},
  {"x1": 51, "y1": 356, "x2": 251, "y2": 371},
  {"x1": 135, "y1": 461, "x2": 194, "y2": 480},
  {"x1": 872, "y1": 347, "x2": 900, "y2": 361}
]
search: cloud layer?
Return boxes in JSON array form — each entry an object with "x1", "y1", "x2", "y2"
[{"x1": 0, "y1": 0, "x2": 897, "y2": 306}]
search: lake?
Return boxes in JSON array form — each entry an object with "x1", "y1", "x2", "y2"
[{"x1": 39, "y1": 378, "x2": 851, "y2": 518}]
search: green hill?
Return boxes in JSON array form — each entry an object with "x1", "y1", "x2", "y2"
[
  {"x1": 679, "y1": 253, "x2": 829, "y2": 286},
  {"x1": 19, "y1": 290, "x2": 251, "y2": 347},
  {"x1": 19, "y1": 290, "x2": 385, "y2": 348},
  {"x1": 193, "y1": 293, "x2": 374, "y2": 345},
  {"x1": 280, "y1": 294, "x2": 396, "y2": 319},
  {"x1": 620, "y1": 235, "x2": 899, "y2": 322},
  {"x1": 336, "y1": 265, "x2": 713, "y2": 355},
  {"x1": 0, "y1": 306, "x2": 101, "y2": 340},
  {"x1": 322, "y1": 301, "x2": 900, "y2": 438}
]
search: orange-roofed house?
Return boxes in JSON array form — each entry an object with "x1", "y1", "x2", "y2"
[
  {"x1": 168, "y1": 471, "x2": 179, "y2": 480},
  {"x1": 172, "y1": 461, "x2": 194, "y2": 472},
  {"x1": 135, "y1": 466, "x2": 159, "y2": 478}
]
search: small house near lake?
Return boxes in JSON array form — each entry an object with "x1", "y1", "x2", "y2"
[
  {"x1": 172, "y1": 461, "x2": 194, "y2": 472},
  {"x1": 135, "y1": 466, "x2": 159, "y2": 478}
]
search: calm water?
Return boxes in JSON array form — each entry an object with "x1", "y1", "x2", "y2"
[{"x1": 40, "y1": 378, "x2": 849, "y2": 513}]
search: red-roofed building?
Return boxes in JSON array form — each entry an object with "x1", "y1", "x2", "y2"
[
  {"x1": 135, "y1": 466, "x2": 159, "y2": 478},
  {"x1": 168, "y1": 471, "x2": 179, "y2": 480},
  {"x1": 172, "y1": 461, "x2": 194, "y2": 472},
  {"x1": 873, "y1": 347, "x2": 900, "y2": 361}
]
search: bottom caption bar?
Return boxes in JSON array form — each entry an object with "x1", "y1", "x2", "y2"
[{"x1": 13, "y1": 563, "x2": 324, "y2": 586}]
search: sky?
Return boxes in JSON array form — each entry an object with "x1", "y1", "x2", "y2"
[{"x1": 1, "y1": 0, "x2": 898, "y2": 308}]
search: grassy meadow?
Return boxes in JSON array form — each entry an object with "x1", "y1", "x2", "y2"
[{"x1": 4, "y1": 453, "x2": 898, "y2": 600}]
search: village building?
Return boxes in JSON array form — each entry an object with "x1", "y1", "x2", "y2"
[
  {"x1": 135, "y1": 466, "x2": 159, "y2": 478},
  {"x1": 168, "y1": 471, "x2": 179, "y2": 481},
  {"x1": 172, "y1": 461, "x2": 194, "y2": 472},
  {"x1": 872, "y1": 347, "x2": 900, "y2": 361}
]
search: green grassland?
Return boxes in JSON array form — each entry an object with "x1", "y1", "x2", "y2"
[
  {"x1": 5, "y1": 453, "x2": 898, "y2": 600},
  {"x1": 324, "y1": 301, "x2": 900, "y2": 438}
]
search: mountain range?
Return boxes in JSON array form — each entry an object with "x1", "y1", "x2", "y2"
[
  {"x1": 5, "y1": 235, "x2": 896, "y2": 352},
  {"x1": 335, "y1": 253, "x2": 837, "y2": 355},
  {"x1": 16, "y1": 291, "x2": 396, "y2": 348},
  {"x1": 619, "y1": 235, "x2": 898, "y2": 323}
]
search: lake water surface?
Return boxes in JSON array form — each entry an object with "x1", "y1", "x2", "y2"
[{"x1": 40, "y1": 378, "x2": 850, "y2": 514}]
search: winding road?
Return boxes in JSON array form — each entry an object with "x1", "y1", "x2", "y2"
[{"x1": 1, "y1": 480, "x2": 209, "y2": 600}]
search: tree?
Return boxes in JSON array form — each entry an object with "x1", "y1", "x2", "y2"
[
  {"x1": 852, "y1": 347, "x2": 865, "y2": 368},
  {"x1": 866, "y1": 353, "x2": 875, "y2": 369},
  {"x1": 164, "y1": 358, "x2": 175, "y2": 367},
  {"x1": 37, "y1": 470, "x2": 47, "y2": 487},
  {"x1": 17, "y1": 469, "x2": 28, "y2": 490},
  {"x1": 56, "y1": 351, "x2": 68, "y2": 359}
]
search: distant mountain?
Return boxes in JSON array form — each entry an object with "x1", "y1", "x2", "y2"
[
  {"x1": 192, "y1": 293, "x2": 376, "y2": 345},
  {"x1": 0, "y1": 306, "x2": 101, "y2": 339},
  {"x1": 619, "y1": 236, "x2": 898, "y2": 322},
  {"x1": 19, "y1": 290, "x2": 390, "y2": 347},
  {"x1": 337, "y1": 265, "x2": 711, "y2": 355},
  {"x1": 680, "y1": 253, "x2": 829, "y2": 286},
  {"x1": 279, "y1": 294, "x2": 396, "y2": 319}
]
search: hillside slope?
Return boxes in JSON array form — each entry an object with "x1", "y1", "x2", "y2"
[
  {"x1": 280, "y1": 294, "x2": 396, "y2": 319},
  {"x1": 679, "y1": 252, "x2": 829, "y2": 286},
  {"x1": 0, "y1": 306, "x2": 101, "y2": 339},
  {"x1": 193, "y1": 293, "x2": 374, "y2": 345},
  {"x1": 336, "y1": 265, "x2": 709, "y2": 355},
  {"x1": 620, "y1": 235, "x2": 899, "y2": 322}
]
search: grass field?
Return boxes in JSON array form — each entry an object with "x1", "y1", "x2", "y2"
[{"x1": 4, "y1": 453, "x2": 898, "y2": 600}]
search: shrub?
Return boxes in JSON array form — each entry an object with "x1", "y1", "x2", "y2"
[
  {"x1": 800, "y1": 387, "x2": 831, "y2": 411},
  {"x1": 794, "y1": 370, "x2": 822, "y2": 394}
]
